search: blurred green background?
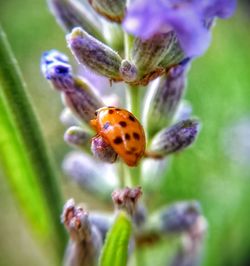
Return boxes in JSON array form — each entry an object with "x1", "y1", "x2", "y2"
[{"x1": 0, "y1": 1, "x2": 250, "y2": 266}]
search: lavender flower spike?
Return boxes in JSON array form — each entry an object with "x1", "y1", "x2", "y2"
[
  {"x1": 123, "y1": 0, "x2": 236, "y2": 57},
  {"x1": 149, "y1": 119, "x2": 200, "y2": 156}
]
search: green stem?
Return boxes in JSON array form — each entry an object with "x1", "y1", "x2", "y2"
[
  {"x1": 122, "y1": 164, "x2": 140, "y2": 187},
  {"x1": 117, "y1": 161, "x2": 125, "y2": 188},
  {"x1": 124, "y1": 85, "x2": 142, "y2": 187},
  {"x1": 124, "y1": 29, "x2": 142, "y2": 188},
  {"x1": 0, "y1": 26, "x2": 66, "y2": 257},
  {"x1": 126, "y1": 85, "x2": 141, "y2": 119},
  {"x1": 124, "y1": 32, "x2": 133, "y2": 60}
]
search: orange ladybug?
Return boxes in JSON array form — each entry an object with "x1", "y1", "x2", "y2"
[{"x1": 90, "y1": 107, "x2": 146, "y2": 167}]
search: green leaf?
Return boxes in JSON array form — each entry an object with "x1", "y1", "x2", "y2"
[
  {"x1": 0, "y1": 26, "x2": 66, "y2": 257},
  {"x1": 99, "y1": 212, "x2": 132, "y2": 266}
]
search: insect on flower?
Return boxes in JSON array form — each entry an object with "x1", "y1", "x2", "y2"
[{"x1": 90, "y1": 107, "x2": 146, "y2": 167}]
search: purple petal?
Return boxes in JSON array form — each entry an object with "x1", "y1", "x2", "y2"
[
  {"x1": 203, "y1": 0, "x2": 237, "y2": 19},
  {"x1": 123, "y1": 0, "x2": 236, "y2": 57}
]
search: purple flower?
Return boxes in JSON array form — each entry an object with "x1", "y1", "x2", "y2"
[
  {"x1": 41, "y1": 50, "x2": 74, "y2": 90},
  {"x1": 123, "y1": 0, "x2": 236, "y2": 57}
]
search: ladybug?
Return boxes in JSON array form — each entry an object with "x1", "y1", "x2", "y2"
[{"x1": 90, "y1": 106, "x2": 146, "y2": 167}]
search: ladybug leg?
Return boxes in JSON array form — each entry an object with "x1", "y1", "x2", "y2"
[{"x1": 144, "y1": 150, "x2": 164, "y2": 159}]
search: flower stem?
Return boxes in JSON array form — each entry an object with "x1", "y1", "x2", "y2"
[
  {"x1": 124, "y1": 31, "x2": 133, "y2": 60},
  {"x1": 124, "y1": 22, "x2": 141, "y2": 187},
  {"x1": 126, "y1": 84, "x2": 141, "y2": 118}
]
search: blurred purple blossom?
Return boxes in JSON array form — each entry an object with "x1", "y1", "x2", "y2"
[{"x1": 123, "y1": 0, "x2": 236, "y2": 57}]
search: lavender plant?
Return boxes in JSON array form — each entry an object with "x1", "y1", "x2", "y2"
[{"x1": 40, "y1": 0, "x2": 236, "y2": 265}]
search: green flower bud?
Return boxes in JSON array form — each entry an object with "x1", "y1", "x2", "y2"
[
  {"x1": 158, "y1": 33, "x2": 185, "y2": 69},
  {"x1": 88, "y1": 0, "x2": 126, "y2": 23},
  {"x1": 131, "y1": 32, "x2": 175, "y2": 79},
  {"x1": 67, "y1": 27, "x2": 123, "y2": 81}
]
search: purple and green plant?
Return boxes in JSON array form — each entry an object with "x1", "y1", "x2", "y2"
[{"x1": 0, "y1": 0, "x2": 237, "y2": 265}]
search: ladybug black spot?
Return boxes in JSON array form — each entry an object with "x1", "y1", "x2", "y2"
[
  {"x1": 133, "y1": 132, "x2": 140, "y2": 140},
  {"x1": 119, "y1": 121, "x2": 127, "y2": 127},
  {"x1": 113, "y1": 136, "x2": 123, "y2": 144},
  {"x1": 125, "y1": 133, "x2": 131, "y2": 140},
  {"x1": 128, "y1": 115, "x2": 135, "y2": 122},
  {"x1": 115, "y1": 108, "x2": 121, "y2": 111},
  {"x1": 108, "y1": 110, "x2": 114, "y2": 114}
]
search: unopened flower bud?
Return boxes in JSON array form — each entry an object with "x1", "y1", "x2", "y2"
[
  {"x1": 133, "y1": 203, "x2": 147, "y2": 228},
  {"x1": 62, "y1": 199, "x2": 102, "y2": 266},
  {"x1": 89, "y1": 213, "x2": 113, "y2": 241},
  {"x1": 63, "y1": 152, "x2": 117, "y2": 199},
  {"x1": 60, "y1": 108, "x2": 80, "y2": 127},
  {"x1": 64, "y1": 126, "x2": 91, "y2": 149},
  {"x1": 143, "y1": 65, "x2": 187, "y2": 137},
  {"x1": 158, "y1": 33, "x2": 185, "y2": 69},
  {"x1": 149, "y1": 119, "x2": 200, "y2": 156},
  {"x1": 170, "y1": 215, "x2": 207, "y2": 266},
  {"x1": 141, "y1": 158, "x2": 168, "y2": 190},
  {"x1": 160, "y1": 201, "x2": 201, "y2": 233},
  {"x1": 47, "y1": 0, "x2": 103, "y2": 41},
  {"x1": 91, "y1": 135, "x2": 118, "y2": 163},
  {"x1": 41, "y1": 50, "x2": 74, "y2": 91},
  {"x1": 112, "y1": 187, "x2": 142, "y2": 216},
  {"x1": 173, "y1": 100, "x2": 193, "y2": 123},
  {"x1": 119, "y1": 59, "x2": 137, "y2": 82},
  {"x1": 102, "y1": 23, "x2": 124, "y2": 51},
  {"x1": 41, "y1": 50, "x2": 103, "y2": 124},
  {"x1": 67, "y1": 27, "x2": 122, "y2": 81},
  {"x1": 62, "y1": 77, "x2": 104, "y2": 124},
  {"x1": 131, "y1": 32, "x2": 175, "y2": 78},
  {"x1": 88, "y1": 0, "x2": 126, "y2": 23}
]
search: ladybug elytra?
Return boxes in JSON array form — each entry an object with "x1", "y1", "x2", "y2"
[{"x1": 90, "y1": 107, "x2": 146, "y2": 167}]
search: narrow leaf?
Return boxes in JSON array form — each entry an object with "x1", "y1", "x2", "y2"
[
  {"x1": 99, "y1": 212, "x2": 132, "y2": 266},
  {"x1": 0, "y1": 26, "x2": 66, "y2": 256}
]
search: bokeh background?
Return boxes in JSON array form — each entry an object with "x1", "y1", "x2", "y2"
[{"x1": 0, "y1": 1, "x2": 250, "y2": 265}]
